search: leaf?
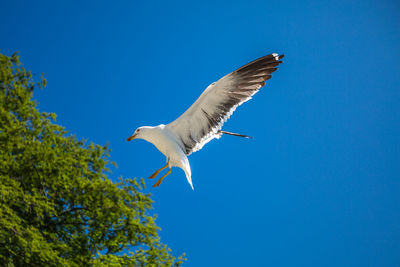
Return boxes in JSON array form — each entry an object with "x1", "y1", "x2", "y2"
[{"x1": 0, "y1": 52, "x2": 184, "y2": 266}]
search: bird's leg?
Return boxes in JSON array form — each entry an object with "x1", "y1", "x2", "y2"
[
  {"x1": 153, "y1": 168, "x2": 171, "y2": 187},
  {"x1": 148, "y1": 161, "x2": 169, "y2": 179}
]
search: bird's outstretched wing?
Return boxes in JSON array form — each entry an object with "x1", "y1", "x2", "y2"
[{"x1": 167, "y1": 53, "x2": 284, "y2": 155}]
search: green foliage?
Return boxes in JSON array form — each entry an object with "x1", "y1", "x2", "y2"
[{"x1": 0, "y1": 53, "x2": 185, "y2": 266}]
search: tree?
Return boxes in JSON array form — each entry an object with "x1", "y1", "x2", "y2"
[{"x1": 0, "y1": 52, "x2": 184, "y2": 266}]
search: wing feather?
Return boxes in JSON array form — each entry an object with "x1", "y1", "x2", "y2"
[{"x1": 167, "y1": 53, "x2": 284, "y2": 155}]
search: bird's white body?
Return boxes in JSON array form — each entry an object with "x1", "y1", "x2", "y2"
[
  {"x1": 127, "y1": 53, "x2": 284, "y2": 189},
  {"x1": 134, "y1": 125, "x2": 193, "y2": 189}
]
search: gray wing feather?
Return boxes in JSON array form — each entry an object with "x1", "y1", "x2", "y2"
[{"x1": 167, "y1": 53, "x2": 284, "y2": 155}]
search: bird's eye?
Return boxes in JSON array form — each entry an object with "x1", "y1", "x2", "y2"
[{"x1": 137, "y1": 129, "x2": 140, "y2": 132}]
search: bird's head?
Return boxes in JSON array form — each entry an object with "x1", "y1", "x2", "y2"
[{"x1": 127, "y1": 126, "x2": 151, "y2": 141}]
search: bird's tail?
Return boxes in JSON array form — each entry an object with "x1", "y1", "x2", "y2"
[
  {"x1": 218, "y1": 130, "x2": 252, "y2": 139},
  {"x1": 184, "y1": 170, "x2": 194, "y2": 190},
  {"x1": 181, "y1": 158, "x2": 194, "y2": 190}
]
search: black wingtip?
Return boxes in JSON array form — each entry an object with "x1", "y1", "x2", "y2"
[{"x1": 219, "y1": 130, "x2": 253, "y2": 139}]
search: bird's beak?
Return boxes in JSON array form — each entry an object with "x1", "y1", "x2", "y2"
[{"x1": 127, "y1": 133, "x2": 137, "y2": 142}]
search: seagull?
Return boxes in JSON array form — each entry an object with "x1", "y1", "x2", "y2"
[{"x1": 127, "y1": 53, "x2": 284, "y2": 189}]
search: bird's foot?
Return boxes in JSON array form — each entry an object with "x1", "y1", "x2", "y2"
[
  {"x1": 148, "y1": 171, "x2": 160, "y2": 179},
  {"x1": 148, "y1": 162, "x2": 169, "y2": 179},
  {"x1": 152, "y1": 168, "x2": 171, "y2": 188},
  {"x1": 153, "y1": 179, "x2": 163, "y2": 187}
]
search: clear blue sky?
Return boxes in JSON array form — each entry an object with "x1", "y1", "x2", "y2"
[{"x1": 1, "y1": 0, "x2": 399, "y2": 266}]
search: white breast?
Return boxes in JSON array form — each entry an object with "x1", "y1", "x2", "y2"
[
  {"x1": 144, "y1": 125, "x2": 186, "y2": 167},
  {"x1": 138, "y1": 125, "x2": 193, "y2": 189}
]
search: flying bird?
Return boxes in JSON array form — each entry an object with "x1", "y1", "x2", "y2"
[{"x1": 127, "y1": 53, "x2": 284, "y2": 189}]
